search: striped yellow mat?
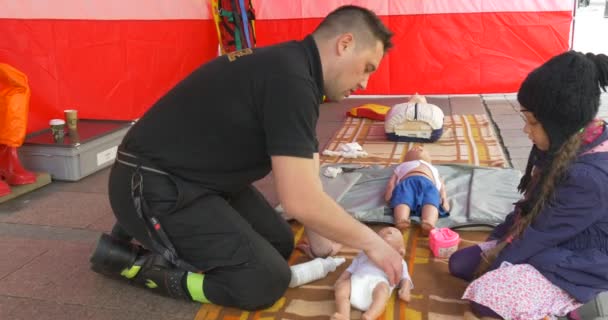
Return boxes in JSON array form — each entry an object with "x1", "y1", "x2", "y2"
[
  {"x1": 195, "y1": 225, "x2": 489, "y2": 320},
  {"x1": 195, "y1": 115, "x2": 508, "y2": 319}
]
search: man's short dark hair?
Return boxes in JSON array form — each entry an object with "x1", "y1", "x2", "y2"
[{"x1": 314, "y1": 5, "x2": 394, "y2": 52}]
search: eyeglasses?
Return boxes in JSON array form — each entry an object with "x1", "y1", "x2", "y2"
[
  {"x1": 517, "y1": 110, "x2": 528, "y2": 123},
  {"x1": 511, "y1": 102, "x2": 528, "y2": 122}
]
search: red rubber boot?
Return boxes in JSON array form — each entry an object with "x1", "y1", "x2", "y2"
[
  {"x1": 0, "y1": 145, "x2": 36, "y2": 185},
  {"x1": 0, "y1": 180, "x2": 10, "y2": 197}
]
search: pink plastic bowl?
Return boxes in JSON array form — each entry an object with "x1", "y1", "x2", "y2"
[{"x1": 429, "y1": 227, "x2": 460, "y2": 258}]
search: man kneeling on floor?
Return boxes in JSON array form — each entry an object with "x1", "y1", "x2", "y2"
[{"x1": 89, "y1": 5, "x2": 404, "y2": 310}]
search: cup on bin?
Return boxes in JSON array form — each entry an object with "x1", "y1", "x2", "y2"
[
  {"x1": 49, "y1": 119, "x2": 66, "y2": 142},
  {"x1": 64, "y1": 109, "x2": 78, "y2": 130}
]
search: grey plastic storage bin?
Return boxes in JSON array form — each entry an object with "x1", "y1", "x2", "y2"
[{"x1": 18, "y1": 119, "x2": 134, "y2": 181}]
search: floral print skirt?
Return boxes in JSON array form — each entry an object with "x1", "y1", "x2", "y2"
[{"x1": 463, "y1": 259, "x2": 582, "y2": 320}]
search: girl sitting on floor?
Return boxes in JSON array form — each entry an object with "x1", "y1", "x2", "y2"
[{"x1": 449, "y1": 51, "x2": 608, "y2": 320}]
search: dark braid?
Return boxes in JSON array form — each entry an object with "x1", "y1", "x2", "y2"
[
  {"x1": 517, "y1": 146, "x2": 540, "y2": 193},
  {"x1": 513, "y1": 53, "x2": 607, "y2": 237},
  {"x1": 511, "y1": 134, "x2": 582, "y2": 239},
  {"x1": 475, "y1": 134, "x2": 582, "y2": 278}
]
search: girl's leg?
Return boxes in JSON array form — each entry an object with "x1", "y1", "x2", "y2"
[
  {"x1": 470, "y1": 302, "x2": 503, "y2": 319},
  {"x1": 394, "y1": 204, "x2": 411, "y2": 231},
  {"x1": 464, "y1": 309, "x2": 502, "y2": 320},
  {"x1": 448, "y1": 245, "x2": 483, "y2": 282}
]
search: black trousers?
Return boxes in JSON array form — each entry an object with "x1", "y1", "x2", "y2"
[{"x1": 108, "y1": 159, "x2": 294, "y2": 310}]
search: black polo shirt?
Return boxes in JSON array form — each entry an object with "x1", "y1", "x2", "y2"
[{"x1": 121, "y1": 35, "x2": 325, "y2": 192}]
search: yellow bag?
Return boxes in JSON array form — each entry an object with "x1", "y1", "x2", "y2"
[{"x1": 0, "y1": 63, "x2": 30, "y2": 147}]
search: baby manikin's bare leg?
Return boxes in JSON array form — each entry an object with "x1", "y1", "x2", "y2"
[
  {"x1": 361, "y1": 282, "x2": 391, "y2": 320},
  {"x1": 332, "y1": 272, "x2": 352, "y2": 320},
  {"x1": 398, "y1": 279, "x2": 412, "y2": 302},
  {"x1": 421, "y1": 204, "x2": 439, "y2": 235},
  {"x1": 394, "y1": 204, "x2": 411, "y2": 231},
  {"x1": 299, "y1": 228, "x2": 342, "y2": 258}
]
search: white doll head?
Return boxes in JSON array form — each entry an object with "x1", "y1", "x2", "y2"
[
  {"x1": 378, "y1": 226, "x2": 406, "y2": 257},
  {"x1": 408, "y1": 93, "x2": 427, "y2": 104},
  {"x1": 403, "y1": 145, "x2": 432, "y2": 163}
]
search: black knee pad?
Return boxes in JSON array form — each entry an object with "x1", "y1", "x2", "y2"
[
  {"x1": 246, "y1": 262, "x2": 291, "y2": 310},
  {"x1": 242, "y1": 262, "x2": 291, "y2": 310},
  {"x1": 209, "y1": 259, "x2": 291, "y2": 310}
]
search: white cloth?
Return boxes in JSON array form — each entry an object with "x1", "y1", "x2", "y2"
[
  {"x1": 393, "y1": 160, "x2": 442, "y2": 190},
  {"x1": 339, "y1": 142, "x2": 363, "y2": 153},
  {"x1": 323, "y1": 166, "x2": 343, "y2": 178},
  {"x1": 322, "y1": 142, "x2": 368, "y2": 159},
  {"x1": 346, "y1": 252, "x2": 413, "y2": 311}
]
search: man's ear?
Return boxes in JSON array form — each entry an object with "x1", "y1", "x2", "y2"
[
  {"x1": 336, "y1": 33, "x2": 354, "y2": 56},
  {"x1": 399, "y1": 248, "x2": 406, "y2": 257}
]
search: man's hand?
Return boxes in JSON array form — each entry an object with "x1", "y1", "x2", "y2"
[
  {"x1": 272, "y1": 155, "x2": 400, "y2": 280},
  {"x1": 364, "y1": 238, "x2": 403, "y2": 286}
]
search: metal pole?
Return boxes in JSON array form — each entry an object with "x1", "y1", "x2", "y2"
[
  {"x1": 571, "y1": 0, "x2": 577, "y2": 49},
  {"x1": 604, "y1": 0, "x2": 608, "y2": 18}
]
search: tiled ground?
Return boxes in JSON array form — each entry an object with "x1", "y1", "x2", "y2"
[{"x1": 483, "y1": 92, "x2": 608, "y2": 171}]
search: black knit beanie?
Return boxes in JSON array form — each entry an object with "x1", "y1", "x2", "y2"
[{"x1": 517, "y1": 51, "x2": 602, "y2": 153}]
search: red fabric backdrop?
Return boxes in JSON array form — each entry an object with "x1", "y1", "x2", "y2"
[{"x1": 0, "y1": 0, "x2": 575, "y2": 133}]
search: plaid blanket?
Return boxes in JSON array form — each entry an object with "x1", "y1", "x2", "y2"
[
  {"x1": 195, "y1": 225, "x2": 489, "y2": 320},
  {"x1": 195, "y1": 115, "x2": 509, "y2": 319},
  {"x1": 321, "y1": 115, "x2": 507, "y2": 167}
]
